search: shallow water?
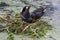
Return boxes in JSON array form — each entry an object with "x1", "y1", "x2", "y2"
[{"x1": 0, "y1": 0, "x2": 60, "y2": 40}]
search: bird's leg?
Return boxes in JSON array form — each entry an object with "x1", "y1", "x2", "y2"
[{"x1": 32, "y1": 16, "x2": 36, "y2": 23}]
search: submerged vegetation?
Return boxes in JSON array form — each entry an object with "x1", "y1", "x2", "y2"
[
  {"x1": 0, "y1": 13, "x2": 53, "y2": 40},
  {"x1": 7, "y1": 33, "x2": 14, "y2": 40}
]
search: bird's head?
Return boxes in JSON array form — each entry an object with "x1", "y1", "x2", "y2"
[
  {"x1": 21, "y1": 6, "x2": 31, "y2": 18},
  {"x1": 21, "y1": 6, "x2": 30, "y2": 13}
]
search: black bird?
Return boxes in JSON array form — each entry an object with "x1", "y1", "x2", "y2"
[
  {"x1": 20, "y1": 6, "x2": 45, "y2": 23},
  {"x1": 20, "y1": 6, "x2": 33, "y2": 23}
]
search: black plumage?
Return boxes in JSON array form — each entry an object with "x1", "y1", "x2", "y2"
[
  {"x1": 31, "y1": 6, "x2": 45, "y2": 20},
  {"x1": 20, "y1": 6, "x2": 45, "y2": 23},
  {"x1": 20, "y1": 6, "x2": 33, "y2": 23}
]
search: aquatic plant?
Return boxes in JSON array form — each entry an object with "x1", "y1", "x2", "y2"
[
  {"x1": 21, "y1": 19, "x2": 53, "y2": 38},
  {"x1": 6, "y1": 13, "x2": 53, "y2": 38},
  {"x1": 7, "y1": 33, "x2": 14, "y2": 40},
  {"x1": 0, "y1": 13, "x2": 53, "y2": 38}
]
